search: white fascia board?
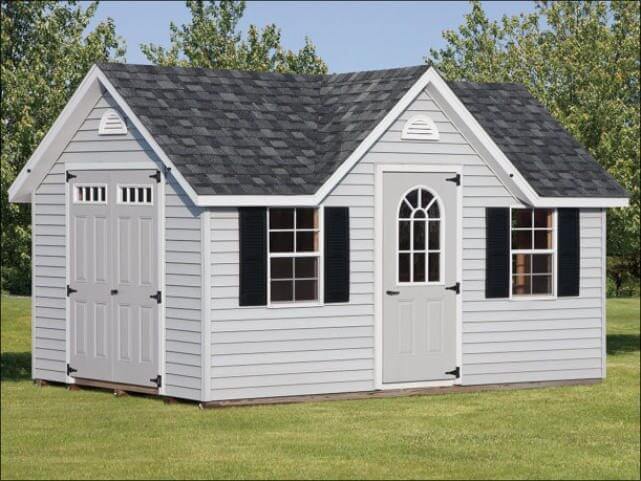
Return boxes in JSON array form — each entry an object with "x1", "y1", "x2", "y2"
[
  {"x1": 533, "y1": 196, "x2": 629, "y2": 208},
  {"x1": 196, "y1": 194, "x2": 317, "y2": 207},
  {"x1": 9, "y1": 66, "x2": 101, "y2": 203}
]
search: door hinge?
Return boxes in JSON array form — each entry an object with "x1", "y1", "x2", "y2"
[
  {"x1": 150, "y1": 375, "x2": 162, "y2": 388},
  {"x1": 445, "y1": 366, "x2": 460, "y2": 378},
  {"x1": 445, "y1": 173, "x2": 461, "y2": 186},
  {"x1": 66, "y1": 171, "x2": 77, "y2": 182},
  {"x1": 150, "y1": 290, "x2": 162, "y2": 304},
  {"x1": 445, "y1": 282, "x2": 460, "y2": 294},
  {"x1": 67, "y1": 364, "x2": 77, "y2": 376},
  {"x1": 149, "y1": 170, "x2": 161, "y2": 183},
  {"x1": 66, "y1": 285, "x2": 77, "y2": 296}
]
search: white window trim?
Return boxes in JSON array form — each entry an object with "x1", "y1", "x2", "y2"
[
  {"x1": 266, "y1": 207, "x2": 324, "y2": 307},
  {"x1": 73, "y1": 183, "x2": 107, "y2": 204},
  {"x1": 117, "y1": 184, "x2": 154, "y2": 205},
  {"x1": 509, "y1": 207, "x2": 558, "y2": 300},
  {"x1": 396, "y1": 186, "x2": 445, "y2": 286}
]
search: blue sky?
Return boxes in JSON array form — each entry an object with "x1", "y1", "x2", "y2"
[{"x1": 87, "y1": 1, "x2": 535, "y2": 73}]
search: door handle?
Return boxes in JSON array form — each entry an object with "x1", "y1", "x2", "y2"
[
  {"x1": 386, "y1": 290, "x2": 400, "y2": 296},
  {"x1": 110, "y1": 289, "x2": 119, "y2": 295}
]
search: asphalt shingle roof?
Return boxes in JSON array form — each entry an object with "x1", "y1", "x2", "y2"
[
  {"x1": 448, "y1": 81, "x2": 627, "y2": 198},
  {"x1": 98, "y1": 63, "x2": 627, "y2": 198}
]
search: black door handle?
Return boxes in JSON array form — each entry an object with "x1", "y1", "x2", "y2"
[
  {"x1": 110, "y1": 289, "x2": 118, "y2": 295},
  {"x1": 386, "y1": 290, "x2": 400, "y2": 296}
]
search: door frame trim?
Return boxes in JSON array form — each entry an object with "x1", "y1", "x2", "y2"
[
  {"x1": 64, "y1": 165, "x2": 166, "y2": 394},
  {"x1": 374, "y1": 164, "x2": 463, "y2": 390}
]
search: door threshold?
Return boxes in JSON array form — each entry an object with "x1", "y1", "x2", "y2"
[
  {"x1": 73, "y1": 377, "x2": 158, "y2": 395},
  {"x1": 380, "y1": 379, "x2": 456, "y2": 390}
]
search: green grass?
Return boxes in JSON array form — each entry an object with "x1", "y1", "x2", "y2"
[{"x1": 1, "y1": 296, "x2": 639, "y2": 479}]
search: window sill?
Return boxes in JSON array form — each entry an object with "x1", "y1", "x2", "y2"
[
  {"x1": 267, "y1": 302, "x2": 323, "y2": 309},
  {"x1": 509, "y1": 295, "x2": 557, "y2": 301}
]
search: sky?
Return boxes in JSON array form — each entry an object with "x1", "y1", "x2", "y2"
[{"x1": 86, "y1": 1, "x2": 536, "y2": 73}]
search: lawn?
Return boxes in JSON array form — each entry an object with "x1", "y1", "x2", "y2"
[{"x1": 1, "y1": 296, "x2": 639, "y2": 480}]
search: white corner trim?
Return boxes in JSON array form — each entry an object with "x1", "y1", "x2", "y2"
[
  {"x1": 201, "y1": 210, "x2": 212, "y2": 400},
  {"x1": 401, "y1": 114, "x2": 440, "y2": 140}
]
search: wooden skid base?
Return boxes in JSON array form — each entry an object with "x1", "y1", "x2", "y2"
[
  {"x1": 72, "y1": 378, "x2": 158, "y2": 396},
  {"x1": 200, "y1": 378, "x2": 602, "y2": 409}
]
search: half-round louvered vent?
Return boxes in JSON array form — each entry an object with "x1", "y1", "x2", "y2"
[
  {"x1": 98, "y1": 109, "x2": 127, "y2": 135},
  {"x1": 401, "y1": 115, "x2": 439, "y2": 140}
]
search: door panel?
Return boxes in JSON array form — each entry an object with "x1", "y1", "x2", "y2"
[
  {"x1": 68, "y1": 170, "x2": 159, "y2": 387},
  {"x1": 382, "y1": 172, "x2": 458, "y2": 384},
  {"x1": 69, "y1": 171, "x2": 112, "y2": 381}
]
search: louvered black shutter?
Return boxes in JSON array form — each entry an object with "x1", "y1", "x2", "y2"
[
  {"x1": 324, "y1": 207, "x2": 350, "y2": 303},
  {"x1": 239, "y1": 207, "x2": 267, "y2": 306},
  {"x1": 486, "y1": 208, "x2": 510, "y2": 298},
  {"x1": 557, "y1": 208, "x2": 580, "y2": 297}
]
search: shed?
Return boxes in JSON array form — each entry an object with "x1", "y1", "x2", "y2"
[{"x1": 9, "y1": 63, "x2": 629, "y2": 404}]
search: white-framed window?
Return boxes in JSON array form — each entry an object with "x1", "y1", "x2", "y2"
[
  {"x1": 118, "y1": 185, "x2": 153, "y2": 205},
  {"x1": 397, "y1": 187, "x2": 442, "y2": 284},
  {"x1": 74, "y1": 184, "x2": 107, "y2": 204},
  {"x1": 510, "y1": 208, "x2": 555, "y2": 297},
  {"x1": 268, "y1": 208, "x2": 321, "y2": 304}
]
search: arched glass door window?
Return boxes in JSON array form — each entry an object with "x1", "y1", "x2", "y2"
[{"x1": 397, "y1": 187, "x2": 442, "y2": 284}]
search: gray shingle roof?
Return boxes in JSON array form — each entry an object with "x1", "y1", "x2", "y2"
[
  {"x1": 448, "y1": 81, "x2": 627, "y2": 198},
  {"x1": 98, "y1": 63, "x2": 626, "y2": 198},
  {"x1": 98, "y1": 63, "x2": 425, "y2": 195}
]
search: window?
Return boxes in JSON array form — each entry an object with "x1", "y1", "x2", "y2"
[
  {"x1": 268, "y1": 208, "x2": 320, "y2": 303},
  {"x1": 118, "y1": 185, "x2": 153, "y2": 205},
  {"x1": 511, "y1": 208, "x2": 555, "y2": 296},
  {"x1": 398, "y1": 187, "x2": 441, "y2": 284},
  {"x1": 74, "y1": 184, "x2": 106, "y2": 204}
]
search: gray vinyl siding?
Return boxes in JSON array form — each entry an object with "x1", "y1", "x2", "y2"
[
  {"x1": 209, "y1": 208, "x2": 374, "y2": 401},
  {"x1": 33, "y1": 160, "x2": 67, "y2": 382},
  {"x1": 208, "y1": 87, "x2": 605, "y2": 400},
  {"x1": 32, "y1": 92, "x2": 203, "y2": 399}
]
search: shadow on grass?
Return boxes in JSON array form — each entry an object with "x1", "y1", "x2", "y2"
[
  {"x1": 1, "y1": 352, "x2": 31, "y2": 381},
  {"x1": 607, "y1": 335, "x2": 640, "y2": 355}
]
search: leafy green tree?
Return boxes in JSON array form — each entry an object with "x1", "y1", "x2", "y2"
[
  {"x1": 428, "y1": 0, "x2": 640, "y2": 288},
  {"x1": 141, "y1": 0, "x2": 327, "y2": 74},
  {"x1": 1, "y1": 1, "x2": 125, "y2": 294}
]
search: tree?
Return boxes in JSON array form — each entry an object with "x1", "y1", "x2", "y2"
[
  {"x1": 1, "y1": 1, "x2": 125, "y2": 294},
  {"x1": 141, "y1": 0, "x2": 328, "y2": 74},
  {"x1": 428, "y1": 1, "x2": 640, "y2": 288}
]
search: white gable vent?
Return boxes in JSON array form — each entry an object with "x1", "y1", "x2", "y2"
[
  {"x1": 98, "y1": 109, "x2": 127, "y2": 135},
  {"x1": 401, "y1": 115, "x2": 439, "y2": 141}
]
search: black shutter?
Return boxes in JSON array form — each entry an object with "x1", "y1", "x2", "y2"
[
  {"x1": 239, "y1": 207, "x2": 267, "y2": 306},
  {"x1": 557, "y1": 208, "x2": 580, "y2": 297},
  {"x1": 324, "y1": 207, "x2": 350, "y2": 303},
  {"x1": 486, "y1": 208, "x2": 510, "y2": 298}
]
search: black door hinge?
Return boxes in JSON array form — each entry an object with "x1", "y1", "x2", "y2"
[
  {"x1": 66, "y1": 171, "x2": 77, "y2": 182},
  {"x1": 150, "y1": 290, "x2": 162, "y2": 304},
  {"x1": 66, "y1": 285, "x2": 77, "y2": 296},
  {"x1": 445, "y1": 282, "x2": 460, "y2": 294},
  {"x1": 445, "y1": 366, "x2": 460, "y2": 378},
  {"x1": 445, "y1": 173, "x2": 461, "y2": 186},
  {"x1": 150, "y1": 375, "x2": 162, "y2": 388},
  {"x1": 67, "y1": 364, "x2": 77, "y2": 376},
  {"x1": 149, "y1": 170, "x2": 161, "y2": 183}
]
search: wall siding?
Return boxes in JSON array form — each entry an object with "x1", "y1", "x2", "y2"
[
  {"x1": 208, "y1": 87, "x2": 605, "y2": 400},
  {"x1": 32, "y1": 92, "x2": 203, "y2": 399}
]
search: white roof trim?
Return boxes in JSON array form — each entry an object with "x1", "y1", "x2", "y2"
[{"x1": 10, "y1": 65, "x2": 628, "y2": 209}]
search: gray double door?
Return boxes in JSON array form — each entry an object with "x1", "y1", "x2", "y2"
[
  {"x1": 69, "y1": 170, "x2": 160, "y2": 388},
  {"x1": 382, "y1": 171, "x2": 458, "y2": 384}
]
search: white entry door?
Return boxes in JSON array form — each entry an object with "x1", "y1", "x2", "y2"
[
  {"x1": 382, "y1": 171, "x2": 458, "y2": 384},
  {"x1": 69, "y1": 170, "x2": 160, "y2": 388}
]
